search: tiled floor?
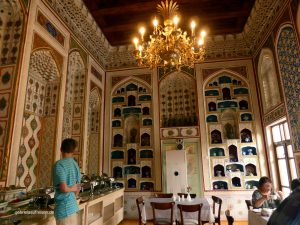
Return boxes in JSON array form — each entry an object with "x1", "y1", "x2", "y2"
[{"x1": 119, "y1": 219, "x2": 248, "y2": 225}]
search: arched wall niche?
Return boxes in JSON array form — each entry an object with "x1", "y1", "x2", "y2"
[
  {"x1": 62, "y1": 50, "x2": 87, "y2": 167},
  {"x1": 0, "y1": 0, "x2": 25, "y2": 181},
  {"x1": 203, "y1": 69, "x2": 250, "y2": 88},
  {"x1": 111, "y1": 77, "x2": 151, "y2": 95},
  {"x1": 257, "y1": 48, "x2": 281, "y2": 113},
  {"x1": 204, "y1": 69, "x2": 260, "y2": 190},
  {"x1": 124, "y1": 115, "x2": 140, "y2": 144},
  {"x1": 221, "y1": 109, "x2": 239, "y2": 139},
  {"x1": 87, "y1": 87, "x2": 102, "y2": 176},
  {"x1": 16, "y1": 49, "x2": 61, "y2": 190},
  {"x1": 159, "y1": 71, "x2": 198, "y2": 127},
  {"x1": 110, "y1": 77, "x2": 154, "y2": 191}
]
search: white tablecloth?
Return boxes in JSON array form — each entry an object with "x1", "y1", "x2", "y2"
[
  {"x1": 142, "y1": 197, "x2": 215, "y2": 224},
  {"x1": 248, "y1": 210, "x2": 269, "y2": 225}
]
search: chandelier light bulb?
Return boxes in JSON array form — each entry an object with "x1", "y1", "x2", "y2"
[
  {"x1": 138, "y1": 45, "x2": 143, "y2": 52},
  {"x1": 133, "y1": 38, "x2": 139, "y2": 49},
  {"x1": 201, "y1": 30, "x2": 206, "y2": 38},
  {"x1": 153, "y1": 18, "x2": 158, "y2": 27},
  {"x1": 139, "y1": 27, "x2": 145, "y2": 40},
  {"x1": 173, "y1": 16, "x2": 179, "y2": 28},
  {"x1": 198, "y1": 38, "x2": 204, "y2": 46},
  {"x1": 191, "y1": 21, "x2": 196, "y2": 36},
  {"x1": 153, "y1": 18, "x2": 159, "y2": 33}
]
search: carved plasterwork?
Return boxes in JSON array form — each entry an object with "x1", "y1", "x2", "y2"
[
  {"x1": 29, "y1": 50, "x2": 59, "y2": 82},
  {"x1": 44, "y1": 0, "x2": 288, "y2": 69},
  {"x1": 243, "y1": 0, "x2": 286, "y2": 52}
]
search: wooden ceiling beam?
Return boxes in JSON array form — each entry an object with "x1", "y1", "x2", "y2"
[
  {"x1": 90, "y1": 1, "x2": 157, "y2": 17},
  {"x1": 101, "y1": 14, "x2": 248, "y2": 34}
]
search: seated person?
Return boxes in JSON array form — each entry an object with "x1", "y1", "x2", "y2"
[
  {"x1": 291, "y1": 178, "x2": 300, "y2": 192},
  {"x1": 267, "y1": 185, "x2": 300, "y2": 225},
  {"x1": 252, "y1": 176, "x2": 283, "y2": 208}
]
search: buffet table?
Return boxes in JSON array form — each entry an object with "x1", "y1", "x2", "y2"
[
  {"x1": 248, "y1": 210, "x2": 269, "y2": 225},
  {"x1": 5, "y1": 188, "x2": 124, "y2": 225}
]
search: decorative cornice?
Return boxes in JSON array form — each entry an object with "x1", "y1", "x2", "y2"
[
  {"x1": 45, "y1": 0, "x2": 110, "y2": 67},
  {"x1": 243, "y1": 0, "x2": 287, "y2": 52},
  {"x1": 44, "y1": 0, "x2": 288, "y2": 70}
]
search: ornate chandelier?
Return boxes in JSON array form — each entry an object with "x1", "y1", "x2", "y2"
[{"x1": 133, "y1": 0, "x2": 206, "y2": 69}]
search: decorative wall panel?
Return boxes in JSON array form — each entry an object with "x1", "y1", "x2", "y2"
[
  {"x1": 17, "y1": 49, "x2": 61, "y2": 189},
  {"x1": 0, "y1": 1, "x2": 23, "y2": 65},
  {"x1": 91, "y1": 66, "x2": 102, "y2": 82},
  {"x1": 16, "y1": 114, "x2": 41, "y2": 190},
  {"x1": 62, "y1": 50, "x2": 86, "y2": 166},
  {"x1": 258, "y1": 49, "x2": 281, "y2": 113},
  {"x1": 263, "y1": 104, "x2": 286, "y2": 125},
  {"x1": 87, "y1": 86, "x2": 101, "y2": 175},
  {"x1": 160, "y1": 71, "x2": 198, "y2": 127},
  {"x1": 37, "y1": 11, "x2": 65, "y2": 46},
  {"x1": 0, "y1": 1, "x2": 24, "y2": 181},
  {"x1": 38, "y1": 117, "x2": 56, "y2": 187},
  {"x1": 276, "y1": 26, "x2": 300, "y2": 151}
]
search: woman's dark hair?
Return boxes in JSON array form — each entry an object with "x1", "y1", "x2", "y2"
[
  {"x1": 258, "y1": 176, "x2": 272, "y2": 188},
  {"x1": 61, "y1": 138, "x2": 77, "y2": 153},
  {"x1": 291, "y1": 179, "x2": 300, "y2": 191}
]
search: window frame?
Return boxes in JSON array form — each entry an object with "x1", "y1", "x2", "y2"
[{"x1": 271, "y1": 121, "x2": 296, "y2": 192}]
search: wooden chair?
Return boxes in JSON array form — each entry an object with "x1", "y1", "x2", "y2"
[
  {"x1": 202, "y1": 195, "x2": 222, "y2": 225},
  {"x1": 225, "y1": 210, "x2": 234, "y2": 225},
  {"x1": 177, "y1": 203, "x2": 203, "y2": 225},
  {"x1": 177, "y1": 193, "x2": 197, "y2": 198},
  {"x1": 136, "y1": 196, "x2": 146, "y2": 225},
  {"x1": 154, "y1": 193, "x2": 173, "y2": 198},
  {"x1": 151, "y1": 202, "x2": 175, "y2": 225},
  {"x1": 245, "y1": 200, "x2": 252, "y2": 210}
]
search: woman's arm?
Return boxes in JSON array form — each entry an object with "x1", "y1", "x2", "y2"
[{"x1": 253, "y1": 195, "x2": 269, "y2": 208}]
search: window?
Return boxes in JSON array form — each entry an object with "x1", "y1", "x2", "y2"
[{"x1": 271, "y1": 121, "x2": 297, "y2": 195}]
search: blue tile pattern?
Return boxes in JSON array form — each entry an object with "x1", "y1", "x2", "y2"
[{"x1": 277, "y1": 26, "x2": 300, "y2": 151}]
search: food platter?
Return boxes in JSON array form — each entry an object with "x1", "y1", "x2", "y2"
[
  {"x1": 0, "y1": 201, "x2": 8, "y2": 209},
  {"x1": 0, "y1": 186, "x2": 26, "y2": 202},
  {"x1": 9, "y1": 198, "x2": 32, "y2": 208}
]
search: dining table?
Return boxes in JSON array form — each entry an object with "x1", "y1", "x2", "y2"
[
  {"x1": 141, "y1": 197, "x2": 215, "y2": 224},
  {"x1": 248, "y1": 209, "x2": 269, "y2": 225}
]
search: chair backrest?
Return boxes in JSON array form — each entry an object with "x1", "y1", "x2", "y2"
[
  {"x1": 155, "y1": 193, "x2": 173, "y2": 198},
  {"x1": 177, "y1": 193, "x2": 197, "y2": 198},
  {"x1": 245, "y1": 200, "x2": 252, "y2": 210},
  {"x1": 177, "y1": 204, "x2": 203, "y2": 225},
  {"x1": 225, "y1": 209, "x2": 234, "y2": 225},
  {"x1": 151, "y1": 202, "x2": 175, "y2": 225},
  {"x1": 212, "y1": 195, "x2": 222, "y2": 219},
  {"x1": 136, "y1": 196, "x2": 144, "y2": 225}
]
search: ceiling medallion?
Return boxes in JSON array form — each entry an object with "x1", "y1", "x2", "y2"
[{"x1": 133, "y1": 0, "x2": 206, "y2": 69}]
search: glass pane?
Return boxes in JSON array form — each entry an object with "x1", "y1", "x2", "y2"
[
  {"x1": 276, "y1": 146, "x2": 285, "y2": 158},
  {"x1": 284, "y1": 122, "x2": 291, "y2": 140},
  {"x1": 272, "y1": 125, "x2": 281, "y2": 142},
  {"x1": 280, "y1": 124, "x2": 286, "y2": 141},
  {"x1": 289, "y1": 159, "x2": 297, "y2": 180},
  {"x1": 281, "y1": 187, "x2": 291, "y2": 198},
  {"x1": 287, "y1": 145, "x2": 294, "y2": 158},
  {"x1": 278, "y1": 159, "x2": 290, "y2": 187}
]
